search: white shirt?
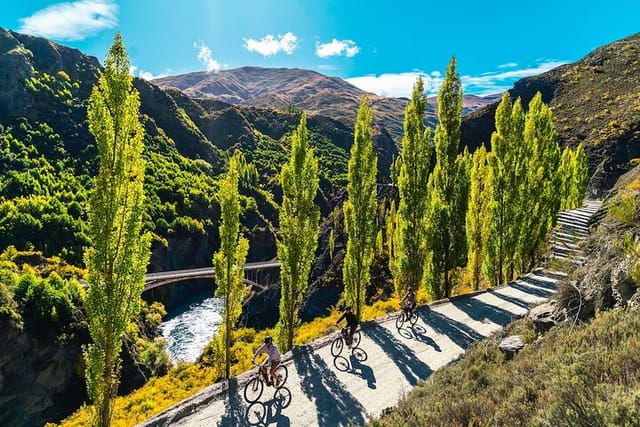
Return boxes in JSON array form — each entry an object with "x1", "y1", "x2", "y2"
[{"x1": 253, "y1": 342, "x2": 281, "y2": 364}]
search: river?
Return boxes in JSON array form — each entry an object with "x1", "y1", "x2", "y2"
[{"x1": 158, "y1": 287, "x2": 224, "y2": 364}]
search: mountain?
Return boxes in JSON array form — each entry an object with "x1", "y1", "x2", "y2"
[
  {"x1": 152, "y1": 66, "x2": 501, "y2": 143},
  {"x1": 461, "y1": 32, "x2": 640, "y2": 196}
]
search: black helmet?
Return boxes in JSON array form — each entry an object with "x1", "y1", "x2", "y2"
[
  {"x1": 264, "y1": 335, "x2": 273, "y2": 343},
  {"x1": 344, "y1": 305, "x2": 352, "y2": 311}
]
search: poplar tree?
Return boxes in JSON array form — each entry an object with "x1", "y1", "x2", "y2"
[
  {"x1": 276, "y1": 113, "x2": 320, "y2": 351},
  {"x1": 466, "y1": 144, "x2": 490, "y2": 290},
  {"x1": 391, "y1": 78, "x2": 432, "y2": 297},
  {"x1": 517, "y1": 93, "x2": 560, "y2": 270},
  {"x1": 484, "y1": 94, "x2": 525, "y2": 285},
  {"x1": 84, "y1": 33, "x2": 151, "y2": 427},
  {"x1": 559, "y1": 147, "x2": 575, "y2": 210},
  {"x1": 212, "y1": 150, "x2": 249, "y2": 379},
  {"x1": 573, "y1": 143, "x2": 589, "y2": 204},
  {"x1": 343, "y1": 96, "x2": 377, "y2": 320},
  {"x1": 566, "y1": 143, "x2": 589, "y2": 208},
  {"x1": 424, "y1": 57, "x2": 467, "y2": 298}
]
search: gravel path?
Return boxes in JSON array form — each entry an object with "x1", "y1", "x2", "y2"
[{"x1": 138, "y1": 201, "x2": 601, "y2": 427}]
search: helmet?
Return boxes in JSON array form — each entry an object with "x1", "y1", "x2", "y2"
[
  {"x1": 263, "y1": 335, "x2": 273, "y2": 343},
  {"x1": 344, "y1": 305, "x2": 352, "y2": 311}
]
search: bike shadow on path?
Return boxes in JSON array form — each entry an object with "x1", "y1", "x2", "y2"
[
  {"x1": 364, "y1": 323, "x2": 433, "y2": 386},
  {"x1": 261, "y1": 390, "x2": 292, "y2": 427},
  {"x1": 349, "y1": 352, "x2": 377, "y2": 389},
  {"x1": 417, "y1": 307, "x2": 485, "y2": 350},
  {"x1": 450, "y1": 297, "x2": 520, "y2": 327},
  {"x1": 293, "y1": 347, "x2": 367, "y2": 426},
  {"x1": 407, "y1": 324, "x2": 442, "y2": 352}
]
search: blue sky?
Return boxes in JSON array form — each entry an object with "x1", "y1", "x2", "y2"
[{"x1": 1, "y1": 0, "x2": 639, "y2": 97}]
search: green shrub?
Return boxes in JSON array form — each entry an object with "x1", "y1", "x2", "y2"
[{"x1": 13, "y1": 268, "x2": 82, "y2": 335}]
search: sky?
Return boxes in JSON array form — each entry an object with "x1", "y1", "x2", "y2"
[{"x1": 1, "y1": 0, "x2": 639, "y2": 98}]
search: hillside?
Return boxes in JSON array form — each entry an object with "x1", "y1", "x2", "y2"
[
  {"x1": 370, "y1": 167, "x2": 640, "y2": 426},
  {"x1": 461, "y1": 32, "x2": 640, "y2": 196},
  {"x1": 152, "y1": 66, "x2": 500, "y2": 144},
  {"x1": 0, "y1": 27, "x2": 393, "y2": 274}
]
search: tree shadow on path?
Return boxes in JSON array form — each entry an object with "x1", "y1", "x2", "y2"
[
  {"x1": 364, "y1": 323, "x2": 433, "y2": 386},
  {"x1": 218, "y1": 378, "x2": 247, "y2": 427},
  {"x1": 293, "y1": 347, "x2": 367, "y2": 426},
  {"x1": 488, "y1": 289, "x2": 532, "y2": 310},
  {"x1": 417, "y1": 307, "x2": 485, "y2": 350},
  {"x1": 510, "y1": 281, "x2": 555, "y2": 298},
  {"x1": 518, "y1": 275, "x2": 558, "y2": 291},
  {"x1": 450, "y1": 297, "x2": 520, "y2": 326}
]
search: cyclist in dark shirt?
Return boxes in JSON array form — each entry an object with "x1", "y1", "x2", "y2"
[
  {"x1": 400, "y1": 288, "x2": 416, "y2": 316},
  {"x1": 335, "y1": 305, "x2": 358, "y2": 347}
]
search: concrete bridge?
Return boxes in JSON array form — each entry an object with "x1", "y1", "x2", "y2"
[{"x1": 143, "y1": 260, "x2": 281, "y2": 292}]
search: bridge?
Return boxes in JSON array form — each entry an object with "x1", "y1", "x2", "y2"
[{"x1": 143, "y1": 260, "x2": 281, "y2": 292}]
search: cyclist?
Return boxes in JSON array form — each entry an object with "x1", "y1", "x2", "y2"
[
  {"x1": 400, "y1": 288, "x2": 416, "y2": 317},
  {"x1": 335, "y1": 305, "x2": 358, "y2": 348},
  {"x1": 251, "y1": 336, "x2": 282, "y2": 387}
]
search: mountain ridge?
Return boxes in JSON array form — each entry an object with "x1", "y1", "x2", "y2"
[{"x1": 152, "y1": 66, "x2": 502, "y2": 143}]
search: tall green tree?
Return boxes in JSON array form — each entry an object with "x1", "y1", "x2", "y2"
[
  {"x1": 276, "y1": 113, "x2": 320, "y2": 351},
  {"x1": 484, "y1": 94, "x2": 526, "y2": 286},
  {"x1": 391, "y1": 78, "x2": 432, "y2": 297},
  {"x1": 516, "y1": 93, "x2": 561, "y2": 270},
  {"x1": 424, "y1": 57, "x2": 467, "y2": 298},
  {"x1": 560, "y1": 143, "x2": 589, "y2": 209},
  {"x1": 84, "y1": 33, "x2": 151, "y2": 427},
  {"x1": 466, "y1": 144, "x2": 490, "y2": 290},
  {"x1": 212, "y1": 150, "x2": 249, "y2": 379},
  {"x1": 343, "y1": 96, "x2": 378, "y2": 320}
]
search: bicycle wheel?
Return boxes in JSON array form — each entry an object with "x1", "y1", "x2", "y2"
[
  {"x1": 409, "y1": 310, "x2": 418, "y2": 325},
  {"x1": 352, "y1": 347, "x2": 368, "y2": 362},
  {"x1": 246, "y1": 401, "x2": 266, "y2": 425},
  {"x1": 273, "y1": 387, "x2": 292, "y2": 409},
  {"x1": 395, "y1": 312, "x2": 405, "y2": 329},
  {"x1": 331, "y1": 336, "x2": 344, "y2": 357},
  {"x1": 243, "y1": 376, "x2": 264, "y2": 403},
  {"x1": 351, "y1": 330, "x2": 361, "y2": 349},
  {"x1": 274, "y1": 364, "x2": 288, "y2": 388}
]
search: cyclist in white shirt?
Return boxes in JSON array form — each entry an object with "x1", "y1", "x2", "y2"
[{"x1": 251, "y1": 335, "x2": 282, "y2": 386}]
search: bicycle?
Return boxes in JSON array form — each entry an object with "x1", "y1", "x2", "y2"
[
  {"x1": 395, "y1": 305, "x2": 418, "y2": 329},
  {"x1": 243, "y1": 362, "x2": 288, "y2": 403},
  {"x1": 331, "y1": 326, "x2": 361, "y2": 357}
]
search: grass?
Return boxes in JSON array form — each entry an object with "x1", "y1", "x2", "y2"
[{"x1": 368, "y1": 307, "x2": 640, "y2": 427}]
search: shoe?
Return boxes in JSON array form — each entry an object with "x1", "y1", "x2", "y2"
[
  {"x1": 275, "y1": 377, "x2": 281, "y2": 387},
  {"x1": 265, "y1": 380, "x2": 272, "y2": 386}
]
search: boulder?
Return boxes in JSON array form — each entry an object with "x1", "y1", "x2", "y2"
[
  {"x1": 499, "y1": 335, "x2": 525, "y2": 359},
  {"x1": 529, "y1": 301, "x2": 558, "y2": 334}
]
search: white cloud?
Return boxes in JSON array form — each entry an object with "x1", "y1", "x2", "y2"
[
  {"x1": 315, "y1": 39, "x2": 359, "y2": 58},
  {"x1": 18, "y1": 0, "x2": 117, "y2": 41},
  {"x1": 347, "y1": 72, "x2": 442, "y2": 98},
  {"x1": 193, "y1": 41, "x2": 221, "y2": 73},
  {"x1": 498, "y1": 62, "x2": 518, "y2": 69},
  {"x1": 130, "y1": 65, "x2": 169, "y2": 81},
  {"x1": 347, "y1": 60, "x2": 568, "y2": 98},
  {"x1": 243, "y1": 32, "x2": 297, "y2": 57},
  {"x1": 461, "y1": 60, "x2": 567, "y2": 95}
]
